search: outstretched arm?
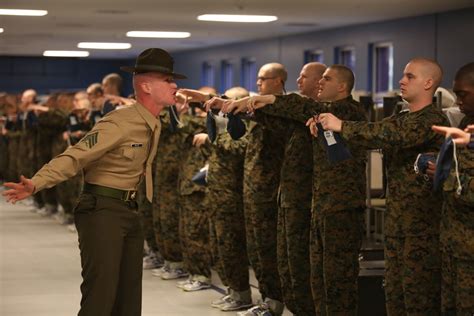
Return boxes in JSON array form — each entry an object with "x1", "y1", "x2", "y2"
[
  {"x1": 3, "y1": 175, "x2": 35, "y2": 204},
  {"x1": 432, "y1": 125, "x2": 472, "y2": 146}
]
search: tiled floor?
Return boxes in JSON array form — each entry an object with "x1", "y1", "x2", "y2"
[{"x1": 0, "y1": 194, "x2": 290, "y2": 316}]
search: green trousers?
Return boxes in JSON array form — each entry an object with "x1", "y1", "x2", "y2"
[{"x1": 74, "y1": 192, "x2": 143, "y2": 316}]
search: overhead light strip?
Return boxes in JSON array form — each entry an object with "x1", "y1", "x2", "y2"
[
  {"x1": 126, "y1": 31, "x2": 191, "y2": 38},
  {"x1": 0, "y1": 28, "x2": 4, "y2": 33},
  {"x1": 78, "y1": 42, "x2": 131, "y2": 49},
  {"x1": 0, "y1": 9, "x2": 48, "y2": 16},
  {"x1": 197, "y1": 14, "x2": 277, "y2": 23},
  {"x1": 43, "y1": 50, "x2": 89, "y2": 57}
]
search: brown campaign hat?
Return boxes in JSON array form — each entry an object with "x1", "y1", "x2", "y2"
[{"x1": 121, "y1": 48, "x2": 187, "y2": 79}]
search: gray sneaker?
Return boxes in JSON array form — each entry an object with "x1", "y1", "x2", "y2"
[
  {"x1": 211, "y1": 294, "x2": 232, "y2": 308},
  {"x1": 151, "y1": 266, "x2": 169, "y2": 277},
  {"x1": 219, "y1": 298, "x2": 253, "y2": 311}
]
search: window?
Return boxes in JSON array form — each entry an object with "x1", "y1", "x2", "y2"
[
  {"x1": 371, "y1": 42, "x2": 393, "y2": 94},
  {"x1": 304, "y1": 49, "x2": 324, "y2": 64},
  {"x1": 220, "y1": 60, "x2": 234, "y2": 92},
  {"x1": 335, "y1": 46, "x2": 355, "y2": 71},
  {"x1": 201, "y1": 62, "x2": 215, "y2": 88},
  {"x1": 241, "y1": 57, "x2": 257, "y2": 92}
]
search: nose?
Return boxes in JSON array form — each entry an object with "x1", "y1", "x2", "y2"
[{"x1": 297, "y1": 76, "x2": 302, "y2": 84}]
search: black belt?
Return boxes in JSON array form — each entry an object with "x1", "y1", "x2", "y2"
[{"x1": 83, "y1": 183, "x2": 137, "y2": 201}]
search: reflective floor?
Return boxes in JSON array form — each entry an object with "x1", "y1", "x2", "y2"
[{"x1": 0, "y1": 192, "x2": 290, "y2": 316}]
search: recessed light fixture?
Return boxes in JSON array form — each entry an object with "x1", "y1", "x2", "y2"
[
  {"x1": 0, "y1": 28, "x2": 4, "y2": 33},
  {"x1": 77, "y1": 42, "x2": 131, "y2": 49},
  {"x1": 197, "y1": 14, "x2": 277, "y2": 23},
  {"x1": 43, "y1": 50, "x2": 89, "y2": 57},
  {"x1": 0, "y1": 9, "x2": 48, "y2": 16},
  {"x1": 126, "y1": 31, "x2": 191, "y2": 38}
]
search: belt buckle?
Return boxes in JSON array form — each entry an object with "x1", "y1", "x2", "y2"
[{"x1": 123, "y1": 190, "x2": 137, "y2": 201}]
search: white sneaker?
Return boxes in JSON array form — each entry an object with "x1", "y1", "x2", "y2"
[
  {"x1": 236, "y1": 304, "x2": 272, "y2": 316},
  {"x1": 67, "y1": 224, "x2": 77, "y2": 233},
  {"x1": 161, "y1": 268, "x2": 188, "y2": 280},
  {"x1": 219, "y1": 298, "x2": 253, "y2": 311},
  {"x1": 151, "y1": 266, "x2": 169, "y2": 277},
  {"x1": 182, "y1": 280, "x2": 211, "y2": 292},
  {"x1": 176, "y1": 277, "x2": 193, "y2": 289},
  {"x1": 211, "y1": 294, "x2": 232, "y2": 308}
]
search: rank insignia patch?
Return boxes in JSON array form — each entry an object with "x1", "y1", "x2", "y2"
[{"x1": 80, "y1": 131, "x2": 98, "y2": 149}]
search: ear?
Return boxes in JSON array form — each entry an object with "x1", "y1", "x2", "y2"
[
  {"x1": 141, "y1": 81, "x2": 152, "y2": 94},
  {"x1": 338, "y1": 82, "x2": 347, "y2": 93},
  {"x1": 424, "y1": 78, "x2": 434, "y2": 91}
]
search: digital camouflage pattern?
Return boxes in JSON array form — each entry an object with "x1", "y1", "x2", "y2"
[
  {"x1": 254, "y1": 111, "x2": 314, "y2": 315},
  {"x1": 152, "y1": 110, "x2": 183, "y2": 262},
  {"x1": 243, "y1": 115, "x2": 289, "y2": 303},
  {"x1": 208, "y1": 130, "x2": 250, "y2": 292},
  {"x1": 177, "y1": 114, "x2": 211, "y2": 278},
  {"x1": 440, "y1": 114, "x2": 474, "y2": 315},
  {"x1": 341, "y1": 103, "x2": 449, "y2": 315},
  {"x1": 259, "y1": 93, "x2": 367, "y2": 314}
]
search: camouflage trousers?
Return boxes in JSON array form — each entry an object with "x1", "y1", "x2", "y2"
[
  {"x1": 180, "y1": 192, "x2": 211, "y2": 278},
  {"x1": 36, "y1": 135, "x2": 57, "y2": 206},
  {"x1": 310, "y1": 208, "x2": 364, "y2": 316},
  {"x1": 56, "y1": 174, "x2": 82, "y2": 214},
  {"x1": 244, "y1": 199, "x2": 282, "y2": 302},
  {"x1": 137, "y1": 181, "x2": 158, "y2": 253},
  {"x1": 277, "y1": 206, "x2": 315, "y2": 316},
  {"x1": 152, "y1": 184, "x2": 182, "y2": 262},
  {"x1": 385, "y1": 235, "x2": 441, "y2": 316},
  {"x1": 6, "y1": 136, "x2": 19, "y2": 181},
  {"x1": 441, "y1": 251, "x2": 474, "y2": 315},
  {"x1": 0, "y1": 135, "x2": 8, "y2": 180},
  {"x1": 209, "y1": 188, "x2": 250, "y2": 291}
]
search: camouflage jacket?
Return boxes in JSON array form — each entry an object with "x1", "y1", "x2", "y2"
[
  {"x1": 207, "y1": 130, "x2": 248, "y2": 195},
  {"x1": 254, "y1": 110, "x2": 313, "y2": 209},
  {"x1": 440, "y1": 114, "x2": 474, "y2": 259},
  {"x1": 177, "y1": 114, "x2": 209, "y2": 196},
  {"x1": 341, "y1": 104, "x2": 449, "y2": 236},
  {"x1": 259, "y1": 94, "x2": 367, "y2": 215},
  {"x1": 243, "y1": 113, "x2": 290, "y2": 204},
  {"x1": 153, "y1": 111, "x2": 183, "y2": 196}
]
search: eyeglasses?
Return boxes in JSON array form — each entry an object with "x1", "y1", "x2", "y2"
[{"x1": 257, "y1": 76, "x2": 277, "y2": 81}]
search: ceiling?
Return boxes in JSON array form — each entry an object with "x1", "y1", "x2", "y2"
[{"x1": 1, "y1": 0, "x2": 473, "y2": 59}]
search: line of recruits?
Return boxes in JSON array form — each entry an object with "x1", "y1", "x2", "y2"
[
  {"x1": 0, "y1": 73, "x2": 133, "y2": 230},
  {"x1": 1, "y1": 57, "x2": 473, "y2": 316}
]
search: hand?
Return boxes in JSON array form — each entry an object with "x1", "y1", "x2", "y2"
[
  {"x1": 317, "y1": 113, "x2": 343, "y2": 132},
  {"x1": 175, "y1": 92, "x2": 190, "y2": 113},
  {"x1": 306, "y1": 116, "x2": 319, "y2": 137},
  {"x1": 432, "y1": 125, "x2": 471, "y2": 146},
  {"x1": 178, "y1": 89, "x2": 211, "y2": 103},
  {"x1": 205, "y1": 97, "x2": 227, "y2": 112},
  {"x1": 221, "y1": 98, "x2": 250, "y2": 114},
  {"x1": 465, "y1": 124, "x2": 474, "y2": 134},
  {"x1": 3, "y1": 175, "x2": 35, "y2": 204},
  {"x1": 62, "y1": 131, "x2": 69, "y2": 141},
  {"x1": 246, "y1": 95, "x2": 276, "y2": 112},
  {"x1": 193, "y1": 133, "x2": 209, "y2": 147},
  {"x1": 426, "y1": 161, "x2": 436, "y2": 179}
]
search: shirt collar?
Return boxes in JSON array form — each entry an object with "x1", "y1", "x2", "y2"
[{"x1": 135, "y1": 102, "x2": 159, "y2": 130}]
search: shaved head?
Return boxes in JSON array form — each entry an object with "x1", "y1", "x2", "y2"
[
  {"x1": 409, "y1": 58, "x2": 443, "y2": 91},
  {"x1": 225, "y1": 86, "x2": 249, "y2": 99},
  {"x1": 329, "y1": 64, "x2": 355, "y2": 93},
  {"x1": 454, "y1": 62, "x2": 474, "y2": 86}
]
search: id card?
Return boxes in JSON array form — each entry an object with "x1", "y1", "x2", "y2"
[{"x1": 324, "y1": 130, "x2": 337, "y2": 146}]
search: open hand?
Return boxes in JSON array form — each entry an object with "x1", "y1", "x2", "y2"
[{"x1": 3, "y1": 175, "x2": 35, "y2": 204}]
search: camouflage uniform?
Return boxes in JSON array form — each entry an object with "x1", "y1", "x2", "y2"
[
  {"x1": 440, "y1": 115, "x2": 474, "y2": 315},
  {"x1": 340, "y1": 104, "x2": 449, "y2": 315},
  {"x1": 259, "y1": 94, "x2": 367, "y2": 315},
  {"x1": 53, "y1": 112, "x2": 89, "y2": 217},
  {"x1": 255, "y1": 110, "x2": 315, "y2": 315},
  {"x1": 36, "y1": 109, "x2": 69, "y2": 208},
  {"x1": 177, "y1": 115, "x2": 211, "y2": 279},
  {"x1": 4, "y1": 115, "x2": 21, "y2": 182},
  {"x1": 208, "y1": 128, "x2": 249, "y2": 293},
  {"x1": 152, "y1": 111, "x2": 183, "y2": 263},
  {"x1": 17, "y1": 111, "x2": 37, "y2": 179},
  {"x1": 243, "y1": 116, "x2": 288, "y2": 307}
]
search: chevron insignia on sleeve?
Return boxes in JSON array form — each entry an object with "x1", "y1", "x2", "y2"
[{"x1": 80, "y1": 131, "x2": 98, "y2": 149}]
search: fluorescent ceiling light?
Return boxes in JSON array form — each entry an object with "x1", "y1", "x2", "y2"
[
  {"x1": 0, "y1": 28, "x2": 3, "y2": 33},
  {"x1": 126, "y1": 31, "x2": 191, "y2": 38},
  {"x1": 0, "y1": 9, "x2": 48, "y2": 16},
  {"x1": 78, "y1": 42, "x2": 131, "y2": 49},
  {"x1": 197, "y1": 14, "x2": 277, "y2": 23},
  {"x1": 43, "y1": 50, "x2": 89, "y2": 57}
]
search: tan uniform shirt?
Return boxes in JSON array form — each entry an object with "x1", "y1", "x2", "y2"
[{"x1": 32, "y1": 102, "x2": 160, "y2": 199}]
